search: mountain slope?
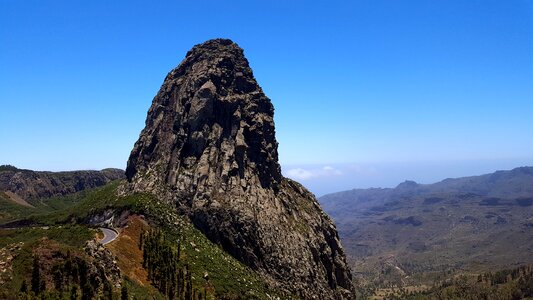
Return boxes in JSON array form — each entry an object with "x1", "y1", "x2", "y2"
[
  {"x1": 0, "y1": 181, "x2": 287, "y2": 299},
  {"x1": 0, "y1": 166, "x2": 125, "y2": 225},
  {"x1": 123, "y1": 38, "x2": 353, "y2": 299},
  {"x1": 320, "y1": 167, "x2": 533, "y2": 289},
  {"x1": 0, "y1": 165, "x2": 124, "y2": 205}
]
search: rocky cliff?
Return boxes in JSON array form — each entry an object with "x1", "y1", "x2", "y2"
[
  {"x1": 0, "y1": 167, "x2": 124, "y2": 204},
  {"x1": 124, "y1": 39, "x2": 354, "y2": 299}
]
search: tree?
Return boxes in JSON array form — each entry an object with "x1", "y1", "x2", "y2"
[
  {"x1": 139, "y1": 230, "x2": 144, "y2": 250},
  {"x1": 121, "y1": 286, "x2": 129, "y2": 300},
  {"x1": 70, "y1": 285, "x2": 78, "y2": 300},
  {"x1": 141, "y1": 229, "x2": 183, "y2": 298},
  {"x1": 81, "y1": 282, "x2": 94, "y2": 300},
  {"x1": 39, "y1": 279, "x2": 46, "y2": 294},
  {"x1": 53, "y1": 266, "x2": 64, "y2": 290},
  {"x1": 20, "y1": 280, "x2": 28, "y2": 294},
  {"x1": 185, "y1": 265, "x2": 192, "y2": 300},
  {"x1": 103, "y1": 280, "x2": 113, "y2": 300},
  {"x1": 31, "y1": 256, "x2": 41, "y2": 294}
]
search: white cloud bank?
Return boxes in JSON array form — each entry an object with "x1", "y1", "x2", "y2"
[
  {"x1": 284, "y1": 165, "x2": 342, "y2": 181},
  {"x1": 285, "y1": 168, "x2": 315, "y2": 180}
]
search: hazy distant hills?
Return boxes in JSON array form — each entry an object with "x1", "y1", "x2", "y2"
[{"x1": 320, "y1": 166, "x2": 533, "y2": 287}]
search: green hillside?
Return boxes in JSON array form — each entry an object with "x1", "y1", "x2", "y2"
[{"x1": 0, "y1": 181, "x2": 289, "y2": 299}]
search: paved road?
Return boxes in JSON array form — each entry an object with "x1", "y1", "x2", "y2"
[{"x1": 99, "y1": 228, "x2": 118, "y2": 245}]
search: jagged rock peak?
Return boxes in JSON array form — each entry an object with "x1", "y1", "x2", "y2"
[
  {"x1": 126, "y1": 38, "x2": 282, "y2": 192},
  {"x1": 124, "y1": 38, "x2": 354, "y2": 299}
]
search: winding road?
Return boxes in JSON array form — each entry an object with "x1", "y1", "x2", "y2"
[{"x1": 99, "y1": 228, "x2": 119, "y2": 245}]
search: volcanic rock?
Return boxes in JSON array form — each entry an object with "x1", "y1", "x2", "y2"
[{"x1": 124, "y1": 39, "x2": 353, "y2": 299}]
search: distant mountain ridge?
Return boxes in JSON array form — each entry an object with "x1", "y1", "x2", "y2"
[
  {"x1": 0, "y1": 165, "x2": 125, "y2": 205},
  {"x1": 321, "y1": 166, "x2": 533, "y2": 218},
  {"x1": 319, "y1": 166, "x2": 533, "y2": 289}
]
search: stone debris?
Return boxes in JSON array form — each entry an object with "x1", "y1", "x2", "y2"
[
  {"x1": 84, "y1": 240, "x2": 122, "y2": 288},
  {"x1": 0, "y1": 242, "x2": 23, "y2": 285}
]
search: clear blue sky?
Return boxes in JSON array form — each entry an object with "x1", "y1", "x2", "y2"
[{"x1": 1, "y1": 0, "x2": 532, "y2": 195}]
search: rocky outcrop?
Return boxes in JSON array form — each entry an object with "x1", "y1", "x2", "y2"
[
  {"x1": 87, "y1": 209, "x2": 131, "y2": 229},
  {"x1": 84, "y1": 240, "x2": 122, "y2": 288},
  {"x1": 124, "y1": 39, "x2": 354, "y2": 299},
  {"x1": 0, "y1": 168, "x2": 124, "y2": 204}
]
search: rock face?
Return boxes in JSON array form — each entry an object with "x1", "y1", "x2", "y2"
[
  {"x1": 125, "y1": 39, "x2": 354, "y2": 299},
  {"x1": 0, "y1": 168, "x2": 125, "y2": 204},
  {"x1": 84, "y1": 240, "x2": 122, "y2": 288}
]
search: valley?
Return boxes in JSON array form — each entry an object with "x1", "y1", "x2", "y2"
[{"x1": 320, "y1": 167, "x2": 533, "y2": 298}]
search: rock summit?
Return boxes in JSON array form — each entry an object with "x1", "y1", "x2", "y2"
[{"x1": 125, "y1": 39, "x2": 353, "y2": 299}]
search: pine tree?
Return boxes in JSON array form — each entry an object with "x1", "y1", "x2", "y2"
[
  {"x1": 139, "y1": 230, "x2": 144, "y2": 250},
  {"x1": 81, "y1": 282, "x2": 94, "y2": 300},
  {"x1": 53, "y1": 266, "x2": 64, "y2": 290},
  {"x1": 20, "y1": 280, "x2": 28, "y2": 294},
  {"x1": 185, "y1": 265, "x2": 192, "y2": 300},
  {"x1": 121, "y1": 286, "x2": 129, "y2": 300},
  {"x1": 70, "y1": 285, "x2": 78, "y2": 300},
  {"x1": 178, "y1": 267, "x2": 184, "y2": 299},
  {"x1": 39, "y1": 279, "x2": 46, "y2": 294},
  {"x1": 103, "y1": 279, "x2": 113, "y2": 300},
  {"x1": 31, "y1": 256, "x2": 41, "y2": 294}
]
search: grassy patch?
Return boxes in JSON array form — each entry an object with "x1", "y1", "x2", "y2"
[
  {"x1": 122, "y1": 276, "x2": 166, "y2": 300},
  {"x1": 182, "y1": 224, "x2": 258, "y2": 295},
  {"x1": 0, "y1": 181, "x2": 125, "y2": 226},
  {"x1": 30, "y1": 181, "x2": 124, "y2": 225},
  {"x1": 0, "y1": 193, "x2": 37, "y2": 224},
  {"x1": 0, "y1": 225, "x2": 93, "y2": 249}
]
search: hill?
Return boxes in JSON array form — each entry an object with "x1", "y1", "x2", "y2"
[
  {"x1": 0, "y1": 165, "x2": 124, "y2": 205},
  {"x1": 320, "y1": 167, "x2": 533, "y2": 295},
  {"x1": 0, "y1": 180, "x2": 288, "y2": 299},
  {"x1": 0, "y1": 166, "x2": 125, "y2": 224}
]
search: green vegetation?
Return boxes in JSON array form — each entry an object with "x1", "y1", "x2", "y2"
[
  {"x1": 400, "y1": 265, "x2": 533, "y2": 300},
  {"x1": 16, "y1": 248, "x2": 116, "y2": 299},
  {"x1": 121, "y1": 276, "x2": 166, "y2": 300},
  {"x1": 28, "y1": 181, "x2": 126, "y2": 225},
  {"x1": 0, "y1": 165, "x2": 19, "y2": 172},
  {"x1": 0, "y1": 181, "x2": 288, "y2": 299},
  {"x1": 132, "y1": 198, "x2": 285, "y2": 299},
  {"x1": 0, "y1": 192, "x2": 36, "y2": 224},
  {"x1": 139, "y1": 223, "x2": 283, "y2": 299},
  {"x1": 354, "y1": 265, "x2": 533, "y2": 300},
  {"x1": 0, "y1": 226, "x2": 102, "y2": 298},
  {"x1": 0, "y1": 225, "x2": 93, "y2": 249},
  {"x1": 177, "y1": 221, "x2": 277, "y2": 299},
  {"x1": 140, "y1": 229, "x2": 194, "y2": 299},
  {"x1": 0, "y1": 181, "x2": 123, "y2": 226}
]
